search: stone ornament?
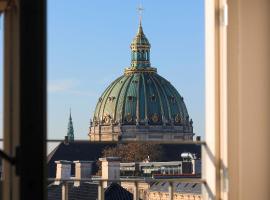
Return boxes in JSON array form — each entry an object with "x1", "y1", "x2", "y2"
[
  {"x1": 126, "y1": 113, "x2": 133, "y2": 123},
  {"x1": 152, "y1": 113, "x2": 159, "y2": 123},
  {"x1": 175, "y1": 114, "x2": 182, "y2": 124}
]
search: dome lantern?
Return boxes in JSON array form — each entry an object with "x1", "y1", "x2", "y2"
[{"x1": 130, "y1": 20, "x2": 151, "y2": 69}]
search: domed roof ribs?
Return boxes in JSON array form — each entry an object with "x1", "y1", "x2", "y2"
[
  {"x1": 158, "y1": 75, "x2": 183, "y2": 120},
  {"x1": 149, "y1": 75, "x2": 165, "y2": 125},
  {"x1": 95, "y1": 77, "x2": 120, "y2": 120},
  {"x1": 170, "y1": 84, "x2": 188, "y2": 119},
  {"x1": 120, "y1": 76, "x2": 133, "y2": 124},
  {"x1": 141, "y1": 74, "x2": 148, "y2": 124},
  {"x1": 113, "y1": 76, "x2": 129, "y2": 123},
  {"x1": 152, "y1": 74, "x2": 172, "y2": 122},
  {"x1": 135, "y1": 74, "x2": 141, "y2": 125},
  {"x1": 98, "y1": 76, "x2": 123, "y2": 122},
  {"x1": 102, "y1": 76, "x2": 128, "y2": 122}
]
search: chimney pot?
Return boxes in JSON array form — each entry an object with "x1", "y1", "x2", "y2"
[
  {"x1": 73, "y1": 160, "x2": 94, "y2": 186},
  {"x1": 55, "y1": 160, "x2": 72, "y2": 185},
  {"x1": 99, "y1": 157, "x2": 121, "y2": 188}
]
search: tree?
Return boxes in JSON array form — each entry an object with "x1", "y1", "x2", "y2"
[{"x1": 101, "y1": 143, "x2": 164, "y2": 162}]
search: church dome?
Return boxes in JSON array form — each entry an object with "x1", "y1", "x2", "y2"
[{"x1": 89, "y1": 21, "x2": 194, "y2": 141}]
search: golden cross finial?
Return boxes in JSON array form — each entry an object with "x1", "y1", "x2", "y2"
[{"x1": 137, "y1": 3, "x2": 144, "y2": 22}]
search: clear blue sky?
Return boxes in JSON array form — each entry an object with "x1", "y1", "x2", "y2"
[{"x1": 0, "y1": 0, "x2": 205, "y2": 142}]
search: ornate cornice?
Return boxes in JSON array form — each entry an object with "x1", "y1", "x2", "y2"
[{"x1": 124, "y1": 67, "x2": 157, "y2": 75}]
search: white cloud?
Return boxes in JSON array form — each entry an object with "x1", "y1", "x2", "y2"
[
  {"x1": 48, "y1": 79, "x2": 97, "y2": 97},
  {"x1": 48, "y1": 79, "x2": 78, "y2": 93}
]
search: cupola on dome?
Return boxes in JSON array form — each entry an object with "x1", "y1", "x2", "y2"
[{"x1": 89, "y1": 21, "x2": 194, "y2": 142}]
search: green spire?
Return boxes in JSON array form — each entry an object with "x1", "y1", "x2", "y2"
[{"x1": 67, "y1": 109, "x2": 74, "y2": 142}]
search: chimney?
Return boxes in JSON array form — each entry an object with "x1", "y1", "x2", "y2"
[
  {"x1": 55, "y1": 160, "x2": 72, "y2": 185},
  {"x1": 73, "y1": 160, "x2": 93, "y2": 187},
  {"x1": 99, "y1": 157, "x2": 121, "y2": 188},
  {"x1": 64, "y1": 136, "x2": 69, "y2": 145}
]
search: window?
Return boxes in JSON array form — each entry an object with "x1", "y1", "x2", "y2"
[
  {"x1": 0, "y1": 0, "x2": 243, "y2": 199},
  {"x1": 150, "y1": 95, "x2": 156, "y2": 102},
  {"x1": 128, "y1": 96, "x2": 135, "y2": 101}
]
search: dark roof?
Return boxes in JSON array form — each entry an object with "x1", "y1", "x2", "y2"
[
  {"x1": 48, "y1": 182, "x2": 98, "y2": 200},
  {"x1": 149, "y1": 182, "x2": 201, "y2": 194},
  {"x1": 47, "y1": 141, "x2": 201, "y2": 178},
  {"x1": 48, "y1": 182, "x2": 133, "y2": 200},
  {"x1": 47, "y1": 142, "x2": 117, "y2": 178},
  {"x1": 105, "y1": 183, "x2": 133, "y2": 200}
]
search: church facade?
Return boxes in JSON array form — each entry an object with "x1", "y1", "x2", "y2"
[{"x1": 89, "y1": 21, "x2": 194, "y2": 142}]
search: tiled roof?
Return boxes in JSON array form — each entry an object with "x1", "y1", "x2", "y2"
[{"x1": 48, "y1": 182, "x2": 98, "y2": 200}]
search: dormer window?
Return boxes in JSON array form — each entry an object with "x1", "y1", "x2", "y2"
[
  {"x1": 169, "y1": 95, "x2": 176, "y2": 103},
  {"x1": 150, "y1": 95, "x2": 156, "y2": 101},
  {"x1": 127, "y1": 96, "x2": 136, "y2": 101},
  {"x1": 108, "y1": 96, "x2": 115, "y2": 102}
]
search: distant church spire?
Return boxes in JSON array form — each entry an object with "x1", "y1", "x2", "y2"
[{"x1": 67, "y1": 108, "x2": 74, "y2": 142}]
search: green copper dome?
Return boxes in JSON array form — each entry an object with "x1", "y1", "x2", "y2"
[{"x1": 89, "y1": 21, "x2": 194, "y2": 141}]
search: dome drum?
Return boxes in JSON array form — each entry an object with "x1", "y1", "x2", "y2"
[{"x1": 89, "y1": 123, "x2": 194, "y2": 142}]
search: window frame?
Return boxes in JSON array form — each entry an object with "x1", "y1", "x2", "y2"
[{"x1": 0, "y1": 0, "x2": 230, "y2": 199}]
